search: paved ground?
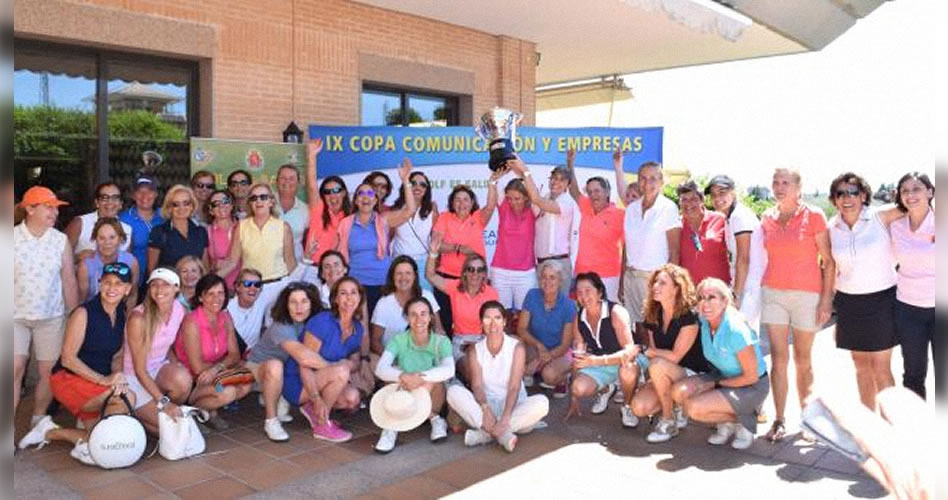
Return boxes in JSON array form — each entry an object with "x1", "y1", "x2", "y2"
[{"x1": 14, "y1": 325, "x2": 931, "y2": 499}]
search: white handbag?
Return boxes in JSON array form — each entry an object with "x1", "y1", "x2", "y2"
[
  {"x1": 158, "y1": 405, "x2": 209, "y2": 461},
  {"x1": 87, "y1": 392, "x2": 146, "y2": 469}
]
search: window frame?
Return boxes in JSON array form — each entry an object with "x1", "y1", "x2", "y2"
[{"x1": 361, "y1": 83, "x2": 459, "y2": 127}]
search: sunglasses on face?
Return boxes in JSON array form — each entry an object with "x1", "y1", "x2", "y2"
[
  {"x1": 410, "y1": 180, "x2": 429, "y2": 188},
  {"x1": 103, "y1": 263, "x2": 130, "y2": 276},
  {"x1": 98, "y1": 194, "x2": 121, "y2": 202},
  {"x1": 465, "y1": 265, "x2": 487, "y2": 274},
  {"x1": 241, "y1": 280, "x2": 263, "y2": 289},
  {"x1": 248, "y1": 193, "x2": 271, "y2": 202},
  {"x1": 193, "y1": 181, "x2": 215, "y2": 190},
  {"x1": 172, "y1": 200, "x2": 193, "y2": 208},
  {"x1": 835, "y1": 188, "x2": 861, "y2": 199},
  {"x1": 357, "y1": 189, "x2": 376, "y2": 198},
  {"x1": 321, "y1": 186, "x2": 344, "y2": 195},
  {"x1": 229, "y1": 179, "x2": 251, "y2": 187},
  {"x1": 209, "y1": 197, "x2": 233, "y2": 209}
]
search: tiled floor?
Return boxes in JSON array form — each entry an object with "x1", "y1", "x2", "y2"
[{"x1": 14, "y1": 327, "x2": 925, "y2": 499}]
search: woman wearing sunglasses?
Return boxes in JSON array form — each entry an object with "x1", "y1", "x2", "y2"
[
  {"x1": 226, "y1": 170, "x2": 252, "y2": 220},
  {"x1": 672, "y1": 278, "x2": 769, "y2": 450},
  {"x1": 677, "y1": 180, "x2": 730, "y2": 286},
  {"x1": 190, "y1": 170, "x2": 217, "y2": 225},
  {"x1": 147, "y1": 184, "x2": 209, "y2": 275},
  {"x1": 390, "y1": 170, "x2": 439, "y2": 291},
  {"x1": 17, "y1": 263, "x2": 137, "y2": 464},
  {"x1": 426, "y1": 234, "x2": 499, "y2": 381},
  {"x1": 336, "y1": 159, "x2": 417, "y2": 316},
  {"x1": 218, "y1": 183, "x2": 296, "y2": 291},
  {"x1": 827, "y1": 173, "x2": 904, "y2": 409},
  {"x1": 66, "y1": 181, "x2": 133, "y2": 260},
  {"x1": 206, "y1": 189, "x2": 241, "y2": 291},
  {"x1": 77, "y1": 217, "x2": 139, "y2": 307},
  {"x1": 304, "y1": 138, "x2": 352, "y2": 263}
]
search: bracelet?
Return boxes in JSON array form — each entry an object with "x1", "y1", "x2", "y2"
[
  {"x1": 428, "y1": 252, "x2": 438, "y2": 259},
  {"x1": 360, "y1": 354, "x2": 370, "y2": 362},
  {"x1": 523, "y1": 170, "x2": 531, "y2": 177}
]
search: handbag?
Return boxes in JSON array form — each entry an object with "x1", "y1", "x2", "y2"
[
  {"x1": 87, "y1": 391, "x2": 146, "y2": 469},
  {"x1": 212, "y1": 367, "x2": 255, "y2": 391},
  {"x1": 158, "y1": 404, "x2": 209, "y2": 461}
]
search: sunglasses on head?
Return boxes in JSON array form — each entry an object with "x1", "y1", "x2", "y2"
[
  {"x1": 209, "y1": 197, "x2": 233, "y2": 208},
  {"x1": 410, "y1": 180, "x2": 429, "y2": 188},
  {"x1": 248, "y1": 193, "x2": 271, "y2": 202},
  {"x1": 465, "y1": 265, "x2": 487, "y2": 274},
  {"x1": 193, "y1": 181, "x2": 215, "y2": 190},
  {"x1": 172, "y1": 200, "x2": 193, "y2": 208},
  {"x1": 103, "y1": 263, "x2": 130, "y2": 276},
  {"x1": 691, "y1": 232, "x2": 703, "y2": 252},
  {"x1": 97, "y1": 194, "x2": 121, "y2": 202},
  {"x1": 321, "y1": 186, "x2": 344, "y2": 195},
  {"x1": 229, "y1": 179, "x2": 251, "y2": 187},
  {"x1": 357, "y1": 189, "x2": 376, "y2": 198},
  {"x1": 835, "y1": 188, "x2": 861, "y2": 199},
  {"x1": 241, "y1": 280, "x2": 263, "y2": 289}
]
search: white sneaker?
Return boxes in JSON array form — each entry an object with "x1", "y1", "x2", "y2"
[
  {"x1": 620, "y1": 405, "x2": 639, "y2": 428},
  {"x1": 523, "y1": 375, "x2": 535, "y2": 388},
  {"x1": 70, "y1": 440, "x2": 96, "y2": 466},
  {"x1": 464, "y1": 429, "x2": 493, "y2": 447},
  {"x1": 429, "y1": 416, "x2": 448, "y2": 442},
  {"x1": 707, "y1": 422, "x2": 735, "y2": 446},
  {"x1": 612, "y1": 387, "x2": 625, "y2": 404},
  {"x1": 375, "y1": 429, "x2": 398, "y2": 453},
  {"x1": 264, "y1": 417, "x2": 290, "y2": 442},
  {"x1": 674, "y1": 405, "x2": 688, "y2": 429},
  {"x1": 591, "y1": 384, "x2": 616, "y2": 415},
  {"x1": 277, "y1": 396, "x2": 293, "y2": 423},
  {"x1": 498, "y1": 432, "x2": 518, "y2": 453},
  {"x1": 731, "y1": 425, "x2": 755, "y2": 450},
  {"x1": 538, "y1": 381, "x2": 556, "y2": 390},
  {"x1": 646, "y1": 418, "x2": 679, "y2": 443},
  {"x1": 18, "y1": 416, "x2": 58, "y2": 450}
]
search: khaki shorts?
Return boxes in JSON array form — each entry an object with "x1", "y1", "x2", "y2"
[
  {"x1": 761, "y1": 287, "x2": 820, "y2": 332},
  {"x1": 621, "y1": 267, "x2": 652, "y2": 323},
  {"x1": 14, "y1": 317, "x2": 65, "y2": 361}
]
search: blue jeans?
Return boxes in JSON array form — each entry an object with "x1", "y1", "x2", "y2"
[{"x1": 896, "y1": 301, "x2": 935, "y2": 400}]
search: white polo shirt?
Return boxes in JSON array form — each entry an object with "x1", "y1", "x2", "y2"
[
  {"x1": 276, "y1": 197, "x2": 309, "y2": 262},
  {"x1": 829, "y1": 207, "x2": 897, "y2": 295},
  {"x1": 623, "y1": 195, "x2": 681, "y2": 271},
  {"x1": 534, "y1": 192, "x2": 577, "y2": 260},
  {"x1": 724, "y1": 203, "x2": 766, "y2": 287}
]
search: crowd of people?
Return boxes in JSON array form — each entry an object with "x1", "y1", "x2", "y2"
[{"x1": 13, "y1": 139, "x2": 937, "y2": 465}]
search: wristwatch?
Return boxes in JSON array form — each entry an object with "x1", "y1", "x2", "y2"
[
  {"x1": 360, "y1": 354, "x2": 370, "y2": 362},
  {"x1": 156, "y1": 395, "x2": 170, "y2": 411}
]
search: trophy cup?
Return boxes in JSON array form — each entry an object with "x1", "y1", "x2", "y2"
[{"x1": 475, "y1": 107, "x2": 523, "y2": 172}]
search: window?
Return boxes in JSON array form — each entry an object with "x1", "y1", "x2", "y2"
[
  {"x1": 14, "y1": 39, "x2": 199, "y2": 222},
  {"x1": 361, "y1": 86, "x2": 458, "y2": 127}
]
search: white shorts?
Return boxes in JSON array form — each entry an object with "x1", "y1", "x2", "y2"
[
  {"x1": 125, "y1": 361, "x2": 169, "y2": 410},
  {"x1": 490, "y1": 267, "x2": 537, "y2": 311}
]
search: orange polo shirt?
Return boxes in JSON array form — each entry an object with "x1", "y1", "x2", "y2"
[
  {"x1": 444, "y1": 279, "x2": 499, "y2": 336},
  {"x1": 431, "y1": 210, "x2": 487, "y2": 278},
  {"x1": 306, "y1": 199, "x2": 346, "y2": 263},
  {"x1": 575, "y1": 195, "x2": 625, "y2": 278},
  {"x1": 760, "y1": 203, "x2": 828, "y2": 293}
]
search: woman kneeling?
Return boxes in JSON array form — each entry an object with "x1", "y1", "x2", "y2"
[
  {"x1": 672, "y1": 278, "x2": 769, "y2": 450},
  {"x1": 373, "y1": 297, "x2": 455, "y2": 453}
]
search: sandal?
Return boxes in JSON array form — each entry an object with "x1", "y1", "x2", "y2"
[{"x1": 764, "y1": 419, "x2": 786, "y2": 442}]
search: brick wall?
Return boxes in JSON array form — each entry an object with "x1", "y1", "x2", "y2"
[{"x1": 31, "y1": 0, "x2": 537, "y2": 140}]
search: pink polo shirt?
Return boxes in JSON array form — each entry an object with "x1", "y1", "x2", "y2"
[
  {"x1": 890, "y1": 210, "x2": 935, "y2": 308},
  {"x1": 761, "y1": 203, "x2": 828, "y2": 294},
  {"x1": 492, "y1": 200, "x2": 536, "y2": 271}
]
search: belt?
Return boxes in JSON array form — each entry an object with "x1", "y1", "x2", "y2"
[
  {"x1": 436, "y1": 271, "x2": 460, "y2": 280},
  {"x1": 537, "y1": 253, "x2": 569, "y2": 263},
  {"x1": 261, "y1": 276, "x2": 285, "y2": 285}
]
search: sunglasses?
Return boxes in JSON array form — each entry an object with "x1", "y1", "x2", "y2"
[
  {"x1": 97, "y1": 194, "x2": 122, "y2": 202},
  {"x1": 193, "y1": 181, "x2": 215, "y2": 190},
  {"x1": 172, "y1": 200, "x2": 193, "y2": 208},
  {"x1": 357, "y1": 189, "x2": 376, "y2": 198},
  {"x1": 697, "y1": 294, "x2": 721, "y2": 303},
  {"x1": 103, "y1": 263, "x2": 130, "y2": 276},
  {"x1": 465, "y1": 265, "x2": 487, "y2": 274},
  {"x1": 248, "y1": 193, "x2": 271, "y2": 202},
  {"x1": 321, "y1": 186, "x2": 344, "y2": 195},
  {"x1": 229, "y1": 179, "x2": 251, "y2": 187},
  {"x1": 410, "y1": 180, "x2": 429, "y2": 188},
  {"x1": 209, "y1": 197, "x2": 233, "y2": 209},
  {"x1": 834, "y1": 188, "x2": 861, "y2": 199},
  {"x1": 241, "y1": 280, "x2": 263, "y2": 289},
  {"x1": 691, "y1": 232, "x2": 703, "y2": 252}
]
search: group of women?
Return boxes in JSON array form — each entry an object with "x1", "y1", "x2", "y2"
[{"x1": 13, "y1": 142, "x2": 937, "y2": 464}]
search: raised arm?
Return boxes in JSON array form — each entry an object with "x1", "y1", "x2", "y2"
[
  {"x1": 425, "y1": 232, "x2": 449, "y2": 293},
  {"x1": 566, "y1": 148, "x2": 581, "y2": 201},
  {"x1": 613, "y1": 149, "x2": 627, "y2": 204},
  {"x1": 384, "y1": 159, "x2": 417, "y2": 228},
  {"x1": 479, "y1": 169, "x2": 503, "y2": 226},
  {"x1": 305, "y1": 138, "x2": 323, "y2": 206},
  {"x1": 507, "y1": 157, "x2": 559, "y2": 214}
]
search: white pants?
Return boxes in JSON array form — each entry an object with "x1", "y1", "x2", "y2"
[
  {"x1": 602, "y1": 276, "x2": 620, "y2": 305},
  {"x1": 490, "y1": 267, "x2": 537, "y2": 311},
  {"x1": 446, "y1": 385, "x2": 549, "y2": 433}
]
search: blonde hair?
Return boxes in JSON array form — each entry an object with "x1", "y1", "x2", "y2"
[
  {"x1": 160, "y1": 184, "x2": 197, "y2": 219},
  {"x1": 175, "y1": 254, "x2": 206, "y2": 277},
  {"x1": 642, "y1": 264, "x2": 697, "y2": 325},
  {"x1": 773, "y1": 168, "x2": 802, "y2": 187},
  {"x1": 696, "y1": 277, "x2": 734, "y2": 308},
  {"x1": 141, "y1": 267, "x2": 179, "y2": 354},
  {"x1": 249, "y1": 182, "x2": 278, "y2": 217}
]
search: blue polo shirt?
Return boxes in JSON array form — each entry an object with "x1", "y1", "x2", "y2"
[
  {"x1": 119, "y1": 207, "x2": 164, "y2": 284},
  {"x1": 147, "y1": 219, "x2": 208, "y2": 269},
  {"x1": 347, "y1": 214, "x2": 391, "y2": 287},
  {"x1": 699, "y1": 309, "x2": 766, "y2": 378},
  {"x1": 301, "y1": 311, "x2": 364, "y2": 362},
  {"x1": 521, "y1": 288, "x2": 576, "y2": 349}
]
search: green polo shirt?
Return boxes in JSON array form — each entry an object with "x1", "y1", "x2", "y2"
[{"x1": 384, "y1": 331, "x2": 452, "y2": 374}]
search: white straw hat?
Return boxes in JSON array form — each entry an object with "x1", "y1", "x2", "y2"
[{"x1": 370, "y1": 383, "x2": 432, "y2": 432}]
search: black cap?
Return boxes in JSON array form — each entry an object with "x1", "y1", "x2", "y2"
[
  {"x1": 135, "y1": 175, "x2": 158, "y2": 191},
  {"x1": 704, "y1": 175, "x2": 735, "y2": 195}
]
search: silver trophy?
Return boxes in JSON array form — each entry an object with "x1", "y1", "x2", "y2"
[{"x1": 475, "y1": 107, "x2": 523, "y2": 171}]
